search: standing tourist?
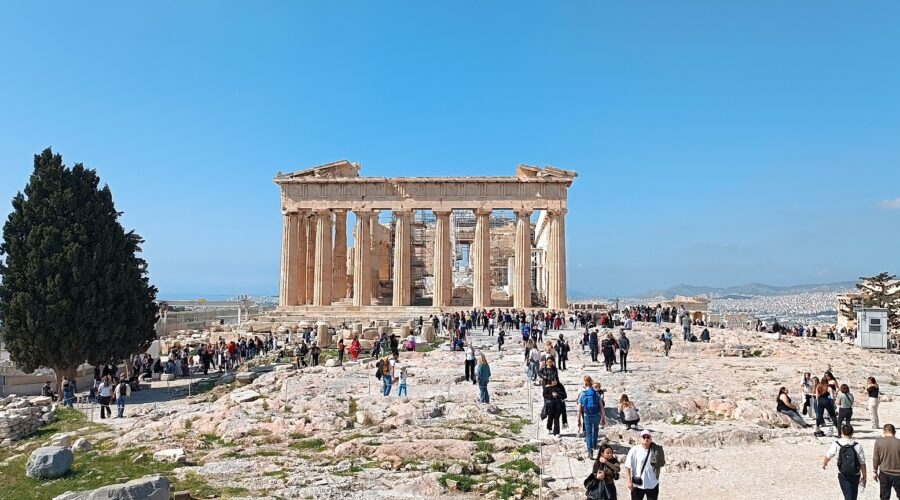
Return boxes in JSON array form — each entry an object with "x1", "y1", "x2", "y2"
[
  {"x1": 379, "y1": 356, "x2": 394, "y2": 396},
  {"x1": 397, "y1": 364, "x2": 408, "y2": 397},
  {"x1": 681, "y1": 314, "x2": 691, "y2": 341},
  {"x1": 601, "y1": 333, "x2": 617, "y2": 372},
  {"x1": 617, "y1": 330, "x2": 630, "y2": 372},
  {"x1": 349, "y1": 336, "x2": 360, "y2": 362},
  {"x1": 866, "y1": 377, "x2": 880, "y2": 429},
  {"x1": 528, "y1": 343, "x2": 542, "y2": 385},
  {"x1": 588, "y1": 444, "x2": 621, "y2": 500},
  {"x1": 310, "y1": 342, "x2": 321, "y2": 367},
  {"x1": 464, "y1": 344, "x2": 477, "y2": 384},
  {"x1": 114, "y1": 377, "x2": 130, "y2": 418},
  {"x1": 498, "y1": 328, "x2": 505, "y2": 351},
  {"x1": 97, "y1": 376, "x2": 113, "y2": 419},
  {"x1": 62, "y1": 380, "x2": 75, "y2": 408},
  {"x1": 589, "y1": 328, "x2": 600, "y2": 363},
  {"x1": 837, "y1": 384, "x2": 855, "y2": 430},
  {"x1": 556, "y1": 334, "x2": 569, "y2": 371},
  {"x1": 815, "y1": 377, "x2": 840, "y2": 437},
  {"x1": 337, "y1": 338, "x2": 345, "y2": 365},
  {"x1": 541, "y1": 358, "x2": 564, "y2": 437},
  {"x1": 873, "y1": 423, "x2": 900, "y2": 499},
  {"x1": 623, "y1": 430, "x2": 665, "y2": 500},
  {"x1": 477, "y1": 354, "x2": 491, "y2": 403},
  {"x1": 822, "y1": 424, "x2": 866, "y2": 500},
  {"x1": 801, "y1": 372, "x2": 814, "y2": 418},
  {"x1": 578, "y1": 376, "x2": 602, "y2": 458}
]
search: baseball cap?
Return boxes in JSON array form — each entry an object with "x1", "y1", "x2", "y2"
[{"x1": 640, "y1": 430, "x2": 652, "y2": 438}]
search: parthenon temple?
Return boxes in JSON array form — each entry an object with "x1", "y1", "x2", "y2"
[{"x1": 275, "y1": 161, "x2": 576, "y2": 315}]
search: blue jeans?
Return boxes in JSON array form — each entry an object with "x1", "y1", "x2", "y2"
[
  {"x1": 382, "y1": 376, "x2": 392, "y2": 396},
  {"x1": 397, "y1": 383, "x2": 407, "y2": 396},
  {"x1": 116, "y1": 398, "x2": 125, "y2": 417},
  {"x1": 479, "y1": 384, "x2": 490, "y2": 403},
  {"x1": 583, "y1": 413, "x2": 600, "y2": 453},
  {"x1": 837, "y1": 473, "x2": 859, "y2": 500}
]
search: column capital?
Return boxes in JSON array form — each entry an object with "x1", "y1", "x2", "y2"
[
  {"x1": 513, "y1": 209, "x2": 533, "y2": 218},
  {"x1": 333, "y1": 208, "x2": 348, "y2": 216},
  {"x1": 473, "y1": 207, "x2": 492, "y2": 217},
  {"x1": 546, "y1": 208, "x2": 568, "y2": 217},
  {"x1": 314, "y1": 209, "x2": 333, "y2": 218},
  {"x1": 393, "y1": 210, "x2": 413, "y2": 219},
  {"x1": 433, "y1": 209, "x2": 453, "y2": 217}
]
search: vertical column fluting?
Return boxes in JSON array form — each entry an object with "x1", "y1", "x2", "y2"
[
  {"x1": 332, "y1": 210, "x2": 348, "y2": 302},
  {"x1": 312, "y1": 210, "x2": 333, "y2": 306},
  {"x1": 432, "y1": 210, "x2": 452, "y2": 308},
  {"x1": 305, "y1": 213, "x2": 317, "y2": 304},
  {"x1": 513, "y1": 209, "x2": 533, "y2": 309},
  {"x1": 369, "y1": 210, "x2": 381, "y2": 301},
  {"x1": 472, "y1": 208, "x2": 492, "y2": 308},
  {"x1": 278, "y1": 212, "x2": 299, "y2": 307},
  {"x1": 392, "y1": 210, "x2": 412, "y2": 306},
  {"x1": 294, "y1": 211, "x2": 308, "y2": 306},
  {"x1": 548, "y1": 209, "x2": 568, "y2": 310},
  {"x1": 353, "y1": 210, "x2": 372, "y2": 306}
]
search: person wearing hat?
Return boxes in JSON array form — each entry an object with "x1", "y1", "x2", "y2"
[{"x1": 623, "y1": 430, "x2": 666, "y2": 500}]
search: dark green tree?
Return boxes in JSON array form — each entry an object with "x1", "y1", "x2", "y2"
[
  {"x1": 0, "y1": 148, "x2": 158, "y2": 392},
  {"x1": 855, "y1": 272, "x2": 900, "y2": 331}
]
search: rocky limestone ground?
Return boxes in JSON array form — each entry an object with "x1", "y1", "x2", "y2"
[{"x1": 97, "y1": 322, "x2": 899, "y2": 499}]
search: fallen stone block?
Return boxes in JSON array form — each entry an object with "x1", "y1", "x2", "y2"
[{"x1": 26, "y1": 446, "x2": 74, "y2": 479}]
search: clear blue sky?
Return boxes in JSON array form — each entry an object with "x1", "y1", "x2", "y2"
[{"x1": 1, "y1": 2, "x2": 898, "y2": 298}]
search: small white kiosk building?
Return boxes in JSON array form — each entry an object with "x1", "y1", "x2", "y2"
[{"x1": 855, "y1": 307, "x2": 889, "y2": 349}]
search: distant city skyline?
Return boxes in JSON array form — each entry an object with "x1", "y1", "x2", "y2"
[{"x1": 1, "y1": 3, "x2": 898, "y2": 298}]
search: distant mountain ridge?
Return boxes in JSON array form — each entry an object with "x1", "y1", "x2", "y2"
[{"x1": 639, "y1": 281, "x2": 857, "y2": 298}]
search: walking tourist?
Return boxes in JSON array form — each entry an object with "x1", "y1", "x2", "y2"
[
  {"x1": 62, "y1": 380, "x2": 75, "y2": 407},
  {"x1": 349, "y1": 336, "x2": 360, "y2": 361},
  {"x1": 776, "y1": 387, "x2": 809, "y2": 427},
  {"x1": 378, "y1": 356, "x2": 394, "y2": 396},
  {"x1": 310, "y1": 342, "x2": 321, "y2": 367},
  {"x1": 601, "y1": 333, "x2": 617, "y2": 372},
  {"x1": 337, "y1": 338, "x2": 345, "y2": 365},
  {"x1": 541, "y1": 358, "x2": 565, "y2": 436},
  {"x1": 585, "y1": 443, "x2": 621, "y2": 499},
  {"x1": 556, "y1": 334, "x2": 569, "y2": 371},
  {"x1": 589, "y1": 328, "x2": 599, "y2": 363},
  {"x1": 498, "y1": 328, "x2": 505, "y2": 351},
  {"x1": 619, "y1": 394, "x2": 641, "y2": 430},
  {"x1": 866, "y1": 377, "x2": 880, "y2": 429},
  {"x1": 681, "y1": 314, "x2": 691, "y2": 341},
  {"x1": 477, "y1": 354, "x2": 491, "y2": 403},
  {"x1": 662, "y1": 329, "x2": 673, "y2": 358},
  {"x1": 97, "y1": 376, "x2": 113, "y2": 419},
  {"x1": 873, "y1": 423, "x2": 900, "y2": 499},
  {"x1": 801, "y1": 372, "x2": 814, "y2": 418},
  {"x1": 822, "y1": 424, "x2": 866, "y2": 500},
  {"x1": 617, "y1": 330, "x2": 630, "y2": 372},
  {"x1": 578, "y1": 376, "x2": 602, "y2": 458},
  {"x1": 623, "y1": 430, "x2": 665, "y2": 500},
  {"x1": 397, "y1": 364, "x2": 408, "y2": 397}
]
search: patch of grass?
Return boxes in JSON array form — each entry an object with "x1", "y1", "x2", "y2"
[
  {"x1": 224, "y1": 486, "x2": 251, "y2": 496},
  {"x1": 494, "y1": 478, "x2": 537, "y2": 499},
  {"x1": 199, "y1": 433, "x2": 229, "y2": 447},
  {"x1": 508, "y1": 417, "x2": 530, "y2": 435},
  {"x1": 290, "y1": 438, "x2": 326, "y2": 452},
  {"x1": 174, "y1": 472, "x2": 220, "y2": 498},
  {"x1": 245, "y1": 428, "x2": 272, "y2": 437},
  {"x1": 339, "y1": 432, "x2": 364, "y2": 443},
  {"x1": 499, "y1": 458, "x2": 540, "y2": 474},
  {"x1": 263, "y1": 469, "x2": 288, "y2": 479},
  {"x1": 655, "y1": 388, "x2": 672, "y2": 394},
  {"x1": 516, "y1": 444, "x2": 539, "y2": 454},
  {"x1": 438, "y1": 473, "x2": 477, "y2": 492},
  {"x1": 475, "y1": 441, "x2": 495, "y2": 453},
  {"x1": 333, "y1": 464, "x2": 365, "y2": 477}
]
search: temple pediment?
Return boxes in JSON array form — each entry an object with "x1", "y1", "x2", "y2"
[
  {"x1": 277, "y1": 160, "x2": 360, "y2": 180},
  {"x1": 516, "y1": 164, "x2": 578, "y2": 181}
]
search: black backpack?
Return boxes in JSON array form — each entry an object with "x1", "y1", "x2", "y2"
[
  {"x1": 374, "y1": 360, "x2": 383, "y2": 380},
  {"x1": 836, "y1": 441, "x2": 859, "y2": 476}
]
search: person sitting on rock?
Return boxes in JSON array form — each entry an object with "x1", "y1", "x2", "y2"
[
  {"x1": 777, "y1": 387, "x2": 810, "y2": 427},
  {"x1": 700, "y1": 328, "x2": 710, "y2": 342}
]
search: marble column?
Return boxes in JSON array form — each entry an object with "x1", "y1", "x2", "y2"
[
  {"x1": 548, "y1": 209, "x2": 568, "y2": 310},
  {"x1": 312, "y1": 210, "x2": 333, "y2": 306},
  {"x1": 278, "y1": 212, "x2": 300, "y2": 307},
  {"x1": 294, "y1": 212, "x2": 308, "y2": 306},
  {"x1": 513, "y1": 209, "x2": 532, "y2": 309},
  {"x1": 305, "y1": 213, "x2": 317, "y2": 304},
  {"x1": 507, "y1": 257, "x2": 515, "y2": 299},
  {"x1": 546, "y1": 211, "x2": 558, "y2": 309},
  {"x1": 472, "y1": 208, "x2": 492, "y2": 308},
  {"x1": 353, "y1": 210, "x2": 372, "y2": 306},
  {"x1": 392, "y1": 210, "x2": 412, "y2": 306},
  {"x1": 332, "y1": 210, "x2": 348, "y2": 302},
  {"x1": 369, "y1": 210, "x2": 381, "y2": 301},
  {"x1": 432, "y1": 210, "x2": 452, "y2": 307}
]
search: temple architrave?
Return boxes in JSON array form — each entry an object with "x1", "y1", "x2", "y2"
[{"x1": 274, "y1": 161, "x2": 576, "y2": 317}]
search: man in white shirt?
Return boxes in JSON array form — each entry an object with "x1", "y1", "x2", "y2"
[
  {"x1": 623, "y1": 429, "x2": 665, "y2": 500},
  {"x1": 823, "y1": 424, "x2": 867, "y2": 500}
]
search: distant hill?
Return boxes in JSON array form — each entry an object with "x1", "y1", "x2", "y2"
[{"x1": 639, "y1": 281, "x2": 857, "y2": 298}]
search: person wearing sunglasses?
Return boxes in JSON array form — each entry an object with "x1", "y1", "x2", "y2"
[{"x1": 623, "y1": 430, "x2": 666, "y2": 500}]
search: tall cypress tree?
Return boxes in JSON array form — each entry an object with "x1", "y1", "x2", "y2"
[{"x1": 0, "y1": 148, "x2": 158, "y2": 391}]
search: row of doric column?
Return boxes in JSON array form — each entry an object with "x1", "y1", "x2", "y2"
[{"x1": 279, "y1": 208, "x2": 567, "y2": 309}]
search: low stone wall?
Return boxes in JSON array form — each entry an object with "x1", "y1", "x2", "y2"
[{"x1": 0, "y1": 395, "x2": 56, "y2": 446}]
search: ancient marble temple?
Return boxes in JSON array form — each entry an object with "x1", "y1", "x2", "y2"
[{"x1": 275, "y1": 161, "x2": 576, "y2": 312}]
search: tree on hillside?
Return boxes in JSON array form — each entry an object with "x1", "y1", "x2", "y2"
[
  {"x1": 0, "y1": 148, "x2": 158, "y2": 393},
  {"x1": 841, "y1": 272, "x2": 900, "y2": 332}
]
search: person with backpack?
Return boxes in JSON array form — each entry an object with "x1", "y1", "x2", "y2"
[
  {"x1": 623, "y1": 430, "x2": 665, "y2": 500},
  {"x1": 662, "y1": 329, "x2": 673, "y2": 358},
  {"x1": 822, "y1": 424, "x2": 866, "y2": 500},
  {"x1": 377, "y1": 356, "x2": 394, "y2": 396},
  {"x1": 114, "y1": 377, "x2": 130, "y2": 418},
  {"x1": 578, "y1": 375, "x2": 603, "y2": 458}
]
